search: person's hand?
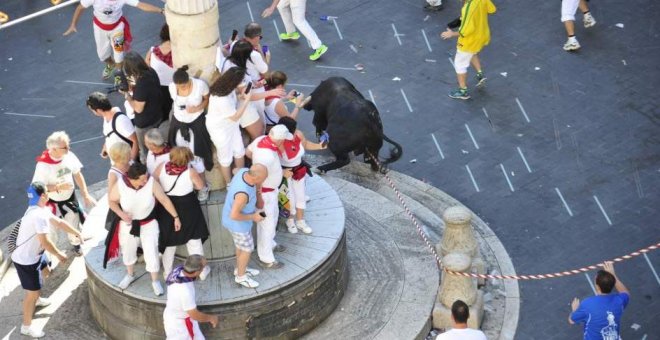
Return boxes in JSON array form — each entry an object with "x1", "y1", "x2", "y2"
[
  {"x1": 75, "y1": 233, "x2": 85, "y2": 245},
  {"x1": 185, "y1": 105, "x2": 197, "y2": 113},
  {"x1": 174, "y1": 217, "x2": 182, "y2": 231},
  {"x1": 286, "y1": 90, "x2": 297, "y2": 100},
  {"x1": 254, "y1": 79, "x2": 266, "y2": 89},
  {"x1": 297, "y1": 96, "x2": 312, "y2": 109},
  {"x1": 318, "y1": 142, "x2": 328, "y2": 150},
  {"x1": 571, "y1": 297, "x2": 580, "y2": 311},
  {"x1": 283, "y1": 168, "x2": 293, "y2": 178},
  {"x1": 63, "y1": 25, "x2": 77, "y2": 36},
  {"x1": 261, "y1": 6, "x2": 275, "y2": 18},
  {"x1": 602, "y1": 261, "x2": 616, "y2": 276},
  {"x1": 209, "y1": 315, "x2": 219, "y2": 328},
  {"x1": 440, "y1": 28, "x2": 455, "y2": 40},
  {"x1": 83, "y1": 194, "x2": 97, "y2": 209},
  {"x1": 120, "y1": 212, "x2": 132, "y2": 224},
  {"x1": 252, "y1": 212, "x2": 265, "y2": 222},
  {"x1": 57, "y1": 182, "x2": 75, "y2": 191},
  {"x1": 56, "y1": 251, "x2": 68, "y2": 263}
]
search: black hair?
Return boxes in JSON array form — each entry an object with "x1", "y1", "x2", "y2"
[
  {"x1": 159, "y1": 23, "x2": 170, "y2": 42},
  {"x1": 228, "y1": 40, "x2": 253, "y2": 69},
  {"x1": 30, "y1": 182, "x2": 47, "y2": 197},
  {"x1": 278, "y1": 116, "x2": 297, "y2": 134},
  {"x1": 123, "y1": 51, "x2": 151, "y2": 79},
  {"x1": 173, "y1": 65, "x2": 190, "y2": 85},
  {"x1": 451, "y1": 300, "x2": 470, "y2": 324},
  {"x1": 595, "y1": 270, "x2": 616, "y2": 294},
  {"x1": 244, "y1": 22, "x2": 262, "y2": 38},
  {"x1": 209, "y1": 67, "x2": 247, "y2": 97},
  {"x1": 86, "y1": 92, "x2": 112, "y2": 111},
  {"x1": 127, "y1": 162, "x2": 148, "y2": 180}
]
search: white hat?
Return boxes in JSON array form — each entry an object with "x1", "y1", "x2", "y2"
[{"x1": 269, "y1": 124, "x2": 294, "y2": 140}]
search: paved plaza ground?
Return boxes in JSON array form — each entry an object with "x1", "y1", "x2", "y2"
[{"x1": 0, "y1": 0, "x2": 659, "y2": 339}]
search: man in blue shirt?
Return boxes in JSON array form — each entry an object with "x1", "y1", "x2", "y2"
[{"x1": 569, "y1": 261, "x2": 630, "y2": 340}]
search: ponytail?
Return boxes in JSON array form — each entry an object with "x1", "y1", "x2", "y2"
[{"x1": 173, "y1": 65, "x2": 190, "y2": 84}]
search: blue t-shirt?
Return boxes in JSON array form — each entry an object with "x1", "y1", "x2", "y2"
[
  {"x1": 570, "y1": 292, "x2": 629, "y2": 340},
  {"x1": 222, "y1": 169, "x2": 257, "y2": 233}
]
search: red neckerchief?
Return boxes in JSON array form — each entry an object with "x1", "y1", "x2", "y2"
[
  {"x1": 257, "y1": 136, "x2": 282, "y2": 155},
  {"x1": 152, "y1": 145, "x2": 171, "y2": 156},
  {"x1": 165, "y1": 162, "x2": 188, "y2": 176},
  {"x1": 35, "y1": 150, "x2": 61, "y2": 164},
  {"x1": 283, "y1": 135, "x2": 302, "y2": 159},
  {"x1": 265, "y1": 95, "x2": 281, "y2": 101},
  {"x1": 153, "y1": 46, "x2": 173, "y2": 68},
  {"x1": 122, "y1": 174, "x2": 149, "y2": 190}
]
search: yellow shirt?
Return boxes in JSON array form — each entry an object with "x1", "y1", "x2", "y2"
[{"x1": 457, "y1": 0, "x2": 497, "y2": 54}]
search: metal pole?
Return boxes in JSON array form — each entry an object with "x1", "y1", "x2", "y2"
[{"x1": 0, "y1": 0, "x2": 79, "y2": 31}]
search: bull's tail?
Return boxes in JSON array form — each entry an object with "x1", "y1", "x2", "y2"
[{"x1": 381, "y1": 133, "x2": 403, "y2": 165}]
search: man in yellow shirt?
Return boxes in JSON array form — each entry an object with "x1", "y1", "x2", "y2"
[{"x1": 441, "y1": 0, "x2": 496, "y2": 100}]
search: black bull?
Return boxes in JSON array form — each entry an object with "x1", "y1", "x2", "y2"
[{"x1": 303, "y1": 77, "x2": 403, "y2": 173}]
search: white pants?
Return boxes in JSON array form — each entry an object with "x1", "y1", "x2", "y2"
[
  {"x1": 561, "y1": 0, "x2": 580, "y2": 22},
  {"x1": 164, "y1": 317, "x2": 205, "y2": 340},
  {"x1": 257, "y1": 191, "x2": 279, "y2": 263},
  {"x1": 119, "y1": 220, "x2": 160, "y2": 273},
  {"x1": 277, "y1": 0, "x2": 323, "y2": 50},
  {"x1": 454, "y1": 50, "x2": 475, "y2": 74},
  {"x1": 162, "y1": 239, "x2": 204, "y2": 277},
  {"x1": 50, "y1": 203, "x2": 82, "y2": 246},
  {"x1": 426, "y1": 0, "x2": 442, "y2": 6},
  {"x1": 209, "y1": 126, "x2": 245, "y2": 167},
  {"x1": 93, "y1": 20, "x2": 126, "y2": 63},
  {"x1": 287, "y1": 176, "x2": 306, "y2": 216},
  {"x1": 239, "y1": 102, "x2": 262, "y2": 128}
]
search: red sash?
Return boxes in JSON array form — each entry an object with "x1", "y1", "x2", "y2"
[
  {"x1": 184, "y1": 317, "x2": 194, "y2": 339},
  {"x1": 93, "y1": 16, "x2": 132, "y2": 52},
  {"x1": 261, "y1": 187, "x2": 275, "y2": 193}
]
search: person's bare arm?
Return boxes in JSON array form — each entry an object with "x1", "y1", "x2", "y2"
[
  {"x1": 187, "y1": 309, "x2": 219, "y2": 327},
  {"x1": 145, "y1": 49, "x2": 153, "y2": 66},
  {"x1": 152, "y1": 181, "x2": 181, "y2": 231},
  {"x1": 299, "y1": 130, "x2": 326, "y2": 151},
  {"x1": 229, "y1": 193, "x2": 263, "y2": 222},
  {"x1": 568, "y1": 297, "x2": 580, "y2": 324},
  {"x1": 108, "y1": 184, "x2": 131, "y2": 223},
  {"x1": 228, "y1": 91, "x2": 253, "y2": 121},
  {"x1": 37, "y1": 233, "x2": 67, "y2": 262},
  {"x1": 63, "y1": 4, "x2": 85, "y2": 35},
  {"x1": 190, "y1": 170, "x2": 205, "y2": 191},
  {"x1": 187, "y1": 94, "x2": 210, "y2": 113},
  {"x1": 602, "y1": 261, "x2": 629, "y2": 294},
  {"x1": 261, "y1": 0, "x2": 280, "y2": 18},
  {"x1": 129, "y1": 134, "x2": 140, "y2": 161},
  {"x1": 73, "y1": 171, "x2": 97, "y2": 208},
  {"x1": 49, "y1": 215, "x2": 82, "y2": 240}
]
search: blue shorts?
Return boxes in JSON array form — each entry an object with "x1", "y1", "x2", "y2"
[{"x1": 14, "y1": 253, "x2": 51, "y2": 291}]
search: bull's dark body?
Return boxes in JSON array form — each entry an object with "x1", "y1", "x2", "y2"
[{"x1": 304, "y1": 77, "x2": 403, "y2": 172}]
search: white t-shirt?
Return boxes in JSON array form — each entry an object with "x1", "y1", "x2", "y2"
[
  {"x1": 246, "y1": 50, "x2": 268, "y2": 82},
  {"x1": 80, "y1": 0, "x2": 140, "y2": 25},
  {"x1": 150, "y1": 46, "x2": 175, "y2": 86},
  {"x1": 436, "y1": 328, "x2": 488, "y2": 340},
  {"x1": 103, "y1": 110, "x2": 135, "y2": 152},
  {"x1": 206, "y1": 93, "x2": 239, "y2": 132},
  {"x1": 248, "y1": 136, "x2": 283, "y2": 190},
  {"x1": 169, "y1": 78, "x2": 209, "y2": 123},
  {"x1": 146, "y1": 151, "x2": 170, "y2": 175},
  {"x1": 11, "y1": 206, "x2": 53, "y2": 266},
  {"x1": 163, "y1": 279, "x2": 197, "y2": 321},
  {"x1": 32, "y1": 151, "x2": 83, "y2": 202}
]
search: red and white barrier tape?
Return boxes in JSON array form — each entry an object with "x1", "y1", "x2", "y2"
[{"x1": 366, "y1": 151, "x2": 659, "y2": 280}]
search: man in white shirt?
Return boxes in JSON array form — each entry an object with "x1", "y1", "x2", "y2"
[
  {"x1": 63, "y1": 0, "x2": 163, "y2": 83},
  {"x1": 87, "y1": 92, "x2": 139, "y2": 162},
  {"x1": 32, "y1": 131, "x2": 96, "y2": 256},
  {"x1": 12, "y1": 182, "x2": 83, "y2": 338},
  {"x1": 247, "y1": 125, "x2": 293, "y2": 268},
  {"x1": 163, "y1": 255, "x2": 219, "y2": 339},
  {"x1": 436, "y1": 300, "x2": 487, "y2": 340}
]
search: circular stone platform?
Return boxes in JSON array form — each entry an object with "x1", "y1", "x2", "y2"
[{"x1": 84, "y1": 175, "x2": 347, "y2": 339}]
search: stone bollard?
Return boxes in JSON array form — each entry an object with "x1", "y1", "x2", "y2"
[
  {"x1": 432, "y1": 253, "x2": 484, "y2": 329},
  {"x1": 438, "y1": 206, "x2": 486, "y2": 285}
]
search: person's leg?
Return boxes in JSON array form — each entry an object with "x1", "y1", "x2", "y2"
[
  {"x1": 244, "y1": 120, "x2": 264, "y2": 141},
  {"x1": 579, "y1": 0, "x2": 596, "y2": 28},
  {"x1": 256, "y1": 192, "x2": 277, "y2": 264},
  {"x1": 162, "y1": 246, "x2": 177, "y2": 278},
  {"x1": 22, "y1": 290, "x2": 40, "y2": 327},
  {"x1": 236, "y1": 248, "x2": 251, "y2": 276},
  {"x1": 93, "y1": 24, "x2": 114, "y2": 78},
  {"x1": 220, "y1": 165, "x2": 232, "y2": 185},
  {"x1": 134, "y1": 126, "x2": 148, "y2": 163},
  {"x1": 449, "y1": 50, "x2": 472, "y2": 99},
  {"x1": 470, "y1": 54, "x2": 487, "y2": 87},
  {"x1": 62, "y1": 206, "x2": 82, "y2": 247},
  {"x1": 277, "y1": 0, "x2": 296, "y2": 34},
  {"x1": 561, "y1": 0, "x2": 581, "y2": 50},
  {"x1": 578, "y1": 0, "x2": 589, "y2": 14},
  {"x1": 290, "y1": 0, "x2": 323, "y2": 50},
  {"x1": 119, "y1": 222, "x2": 138, "y2": 277}
]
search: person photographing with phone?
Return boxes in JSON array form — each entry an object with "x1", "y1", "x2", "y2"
[{"x1": 263, "y1": 71, "x2": 311, "y2": 131}]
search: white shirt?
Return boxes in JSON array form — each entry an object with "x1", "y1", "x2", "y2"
[
  {"x1": 206, "y1": 93, "x2": 239, "y2": 131},
  {"x1": 248, "y1": 136, "x2": 283, "y2": 190},
  {"x1": 117, "y1": 176, "x2": 156, "y2": 220},
  {"x1": 169, "y1": 78, "x2": 209, "y2": 123},
  {"x1": 11, "y1": 206, "x2": 53, "y2": 265},
  {"x1": 246, "y1": 50, "x2": 268, "y2": 82},
  {"x1": 150, "y1": 46, "x2": 175, "y2": 86},
  {"x1": 163, "y1": 278, "x2": 197, "y2": 321},
  {"x1": 146, "y1": 151, "x2": 170, "y2": 175},
  {"x1": 103, "y1": 109, "x2": 135, "y2": 152},
  {"x1": 159, "y1": 167, "x2": 193, "y2": 196},
  {"x1": 32, "y1": 151, "x2": 83, "y2": 202},
  {"x1": 436, "y1": 328, "x2": 488, "y2": 340},
  {"x1": 80, "y1": 0, "x2": 140, "y2": 25}
]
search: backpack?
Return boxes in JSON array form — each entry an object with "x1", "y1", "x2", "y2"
[{"x1": 106, "y1": 112, "x2": 134, "y2": 146}]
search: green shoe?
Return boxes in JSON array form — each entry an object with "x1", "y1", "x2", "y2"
[
  {"x1": 309, "y1": 44, "x2": 328, "y2": 61},
  {"x1": 279, "y1": 31, "x2": 301, "y2": 40},
  {"x1": 102, "y1": 64, "x2": 114, "y2": 80},
  {"x1": 448, "y1": 88, "x2": 470, "y2": 100},
  {"x1": 475, "y1": 72, "x2": 487, "y2": 87}
]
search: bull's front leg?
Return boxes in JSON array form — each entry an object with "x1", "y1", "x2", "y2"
[{"x1": 317, "y1": 153, "x2": 350, "y2": 173}]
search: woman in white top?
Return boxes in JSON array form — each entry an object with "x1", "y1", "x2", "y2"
[
  {"x1": 145, "y1": 24, "x2": 174, "y2": 117},
  {"x1": 102, "y1": 142, "x2": 131, "y2": 268},
  {"x1": 206, "y1": 67, "x2": 253, "y2": 185},
  {"x1": 154, "y1": 147, "x2": 210, "y2": 279},
  {"x1": 263, "y1": 71, "x2": 311, "y2": 130},
  {"x1": 168, "y1": 65, "x2": 214, "y2": 173}
]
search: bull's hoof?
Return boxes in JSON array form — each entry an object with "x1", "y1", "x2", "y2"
[{"x1": 379, "y1": 165, "x2": 389, "y2": 174}]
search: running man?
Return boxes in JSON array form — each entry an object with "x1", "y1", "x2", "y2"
[{"x1": 561, "y1": 0, "x2": 596, "y2": 51}]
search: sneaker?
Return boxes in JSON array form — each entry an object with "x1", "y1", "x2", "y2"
[
  {"x1": 199, "y1": 265, "x2": 211, "y2": 281},
  {"x1": 114, "y1": 75, "x2": 122, "y2": 87},
  {"x1": 258, "y1": 260, "x2": 284, "y2": 269},
  {"x1": 118, "y1": 274, "x2": 135, "y2": 290},
  {"x1": 235, "y1": 275, "x2": 260, "y2": 288},
  {"x1": 233, "y1": 267, "x2": 260, "y2": 277},
  {"x1": 20, "y1": 325, "x2": 45, "y2": 338},
  {"x1": 475, "y1": 72, "x2": 487, "y2": 87},
  {"x1": 279, "y1": 31, "x2": 301, "y2": 40},
  {"x1": 563, "y1": 38, "x2": 581, "y2": 51},
  {"x1": 423, "y1": 3, "x2": 443, "y2": 11},
  {"x1": 448, "y1": 88, "x2": 470, "y2": 100},
  {"x1": 35, "y1": 297, "x2": 51, "y2": 307},
  {"x1": 583, "y1": 13, "x2": 596, "y2": 28},
  {"x1": 273, "y1": 244, "x2": 286, "y2": 252},
  {"x1": 72, "y1": 245, "x2": 83, "y2": 257},
  {"x1": 309, "y1": 45, "x2": 329, "y2": 61},
  {"x1": 296, "y1": 220, "x2": 313, "y2": 234},
  {"x1": 286, "y1": 219, "x2": 298, "y2": 234},
  {"x1": 152, "y1": 280, "x2": 164, "y2": 296},
  {"x1": 197, "y1": 185, "x2": 209, "y2": 201},
  {"x1": 102, "y1": 64, "x2": 114, "y2": 80}
]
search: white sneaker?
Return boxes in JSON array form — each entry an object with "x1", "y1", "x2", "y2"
[
  {"x1": 296, "y1": 220, "x2": 313, "y2": 234},
  {"x1": 152, "y1": 280, "x2": 164, "y2": 296},
  {"x1": 199, "y1": 265, "x2": 211, "y2": 281},
  {"x1": 563, "y1": 38, "x2": 581, "y2": 51},
  {"x1": 118, "y1": 274, "x2": 135, "y2": 290},
  {"x1": 197, "y1": 185, "x2": 210, "y2": 201},
  {"x1": 235, "y1": 275, "x2": 259, "y2": 288},
  {"x1": 286, "y1": 219, "x2": 298, "y2": 234},
  {"x1": 20, "y1": 325, "x2": 45, "y2": 338},
  {"x1": 233, "y1": 267, "x2": 260, "y2": 277},
  {"x1": 583, "y1": 13, "x2": 596, "y2": 28},
  {"x1": 35, "y1": 297, "x2": 51, "y2": 307}
]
